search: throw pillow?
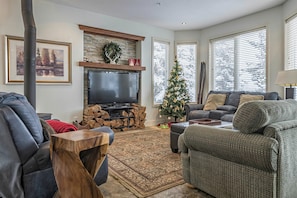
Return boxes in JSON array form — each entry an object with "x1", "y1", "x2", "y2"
[
  {"x1": 239, "y1": 94, "x2": 264, "y2": 106},
  {"x1": 203, "y1": 94, "x2": 227, "y2": 111},
  {"x1": 216, "y1": 105, "x2": 237, "y2": 112},
  {"x1": 40, "y1": 119, "x2": 56, "y2": 141}
]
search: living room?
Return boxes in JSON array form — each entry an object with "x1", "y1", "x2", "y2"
[
  {"x1": 1, "y1": 0, "x2": 295, "y2": 125},
  {"x1": 1, "y1": 0, "x2": 297, "y2": 197}
]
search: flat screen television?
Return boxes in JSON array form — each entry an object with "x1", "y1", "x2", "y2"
[{"x1": 88, "y1": 70, "x2": 139, "y2": 105}]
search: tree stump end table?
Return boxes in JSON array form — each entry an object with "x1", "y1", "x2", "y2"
[{"x1": 50, "y1": 129, "x2": 109, "y2": 198}]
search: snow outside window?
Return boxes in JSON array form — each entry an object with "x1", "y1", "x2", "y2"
[
  {"x1": 285, "y1": 14, "x2": 297, "y2": 99},
  {"x1": 176, "y1": 43, "x2": 197, "y2": 102},
  {"x1": 153, "y1": 40, "x2": 169, "y2": 105},
  {"x1": 211, "y1": 28, "x2": 266, "y2": 92}
]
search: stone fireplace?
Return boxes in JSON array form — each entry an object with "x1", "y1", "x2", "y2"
[{"x1": 78, "y1": 25, "x2": 146, "y2": 131}]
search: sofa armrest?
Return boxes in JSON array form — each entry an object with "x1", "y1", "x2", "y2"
[
  {"x1": 88, "y1": 128, "x2": 112, "y2": 185},
  {"x1": 178, "y1": 133, "x2": 188, "y2": 153},
  {"x1": 185, "y1": 103, "x2": 204, "y2": 120},
  {"x1": 263, "y1": 120, "x2": 297, "y2": 197},
  {"x1": 91, "y1": 126, "x2": 114, "y2": 145},
  {"x1": 183, "y1": 125, "x2": 278, "y2": 172},
  {"x1": 178, "y1": 133, "x2": 191, "y2": 183},
  {"x1": 185, "y1": 103, "x2": 204, "y2": 111},
  {"x1": 23, "y1": 141, "x2": 51, "y2": 174}
]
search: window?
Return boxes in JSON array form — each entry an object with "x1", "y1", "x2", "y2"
[
  {"x1": 152, "y1": 39, "x2": 169, "y2": 105},
  {"x1": 210, "y1": 28, "x2": 266, "y2": 92},
  {"x1": 285, "y1": 14, "x2": 297, "y2": 98},
  {"x1": 176, "y1": 43, "x2": 197, "y2": 102}
]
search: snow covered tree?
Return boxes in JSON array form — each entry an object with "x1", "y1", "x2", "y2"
[{"x1": 159, "y1": 59, "x2": 190, "y2": 122}]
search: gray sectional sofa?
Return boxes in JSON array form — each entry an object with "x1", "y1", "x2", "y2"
[
  {"x1": 179, "y1": 99, "x2": 297, "y2": 198},
  {"x1": 185, "y1": 90, "x2": 280, "y2": 122}
]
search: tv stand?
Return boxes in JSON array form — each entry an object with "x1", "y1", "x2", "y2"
[
  {"x1": 102, "y1": 103, "x2": 131, "y2": 109},
  {"x1": 82, "y1": 104, "x2": 146, "y2": 131}
]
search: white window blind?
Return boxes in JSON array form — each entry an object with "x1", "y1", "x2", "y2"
[
  {"x1": 211, "y1": 28, "x2": 266, "y2": 92},
  {"x1": 285, "y1": 14, "x2": 297, "y2": 98},
  {"x1": 176, "y1": 43, "x2": 197, "y2": 102},
  {"x1": 153, "y1": 40, "x2": 169, "y2": 105}
]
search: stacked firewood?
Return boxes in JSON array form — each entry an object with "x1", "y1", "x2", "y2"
[{"x1": 81, "y1": 104, "x2": 146, "y2": 131}]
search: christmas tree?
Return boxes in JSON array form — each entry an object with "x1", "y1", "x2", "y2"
[{"x1": 159, "y1": 59, "x2": 190, "y2": 122}]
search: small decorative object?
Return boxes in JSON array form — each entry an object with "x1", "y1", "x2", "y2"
[
  {"x1": 102, "y1": 42, "x2": 122, "y2": 64},
  {"x1": 128, "y1": 58, "x2": 135, "y2": 66},
  {"x1": 159, "y1": 123, "x2": 169, "y2": 129},
  {"x1": 189, "y1": 118, "x2": 222, "y2": 126},
  {"x1": 135, "y1": 59, "x2": 141, "y2": 66}
]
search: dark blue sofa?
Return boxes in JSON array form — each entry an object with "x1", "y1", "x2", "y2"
[
  {"x1": 185, "y1": 90, "x2": 280, "y2": 122},
  {"x1": 0, "y1": 92, "x2": 114, "y2": 198}
]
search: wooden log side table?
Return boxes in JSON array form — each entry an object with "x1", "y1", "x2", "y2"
[{"x1": 50, "y1": 130, "x2": 109, "y2": 198}]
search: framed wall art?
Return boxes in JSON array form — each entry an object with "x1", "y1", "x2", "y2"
[{"x1": 5, "y1": 35, "x2": 72, "y2": 84}]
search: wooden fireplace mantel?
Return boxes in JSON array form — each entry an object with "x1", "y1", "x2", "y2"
[
  {"x1": 78, "y1": 61, "x2": 146, "y2": 71},
  {"x1": 79, "y1": 24, "x2": 145, "y2": 41},
  {"x1": 79, "y1": 24, "x2": 146, "y2": 71}
]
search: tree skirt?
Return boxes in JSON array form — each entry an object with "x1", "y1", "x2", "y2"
[{"x1": 108, "y1": 127, "x2": 185, "y2": 197}]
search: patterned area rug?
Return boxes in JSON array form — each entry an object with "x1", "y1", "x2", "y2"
[{"x1": 108, "y1": 127, "x2": 185, "y2": 197}]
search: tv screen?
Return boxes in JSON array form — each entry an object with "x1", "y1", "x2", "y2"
[{"x1": 88, "y1": 70, "x2": 139, "y2": 105}]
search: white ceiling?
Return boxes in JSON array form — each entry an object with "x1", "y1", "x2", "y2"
[{"x1": 45, "y1": 0, "x2": 287, "y2": 31}]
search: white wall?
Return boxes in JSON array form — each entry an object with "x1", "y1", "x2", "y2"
[
  {"x1": 175, "y1": 5, "x2": 286, "y2": 99},
  {"x1": 0, "y1": 0, "x2": 293, "y2": 125},
  {"x1": 283, "y1": 0, "x2": 297, "y2": 19},
  {"x1": 0, "y1": 0, "x2": 174, "y2": 125}
]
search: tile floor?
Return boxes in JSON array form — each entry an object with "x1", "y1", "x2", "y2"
[{"x1": 99, "y1": 175, "x2": 213, "y2": 198}]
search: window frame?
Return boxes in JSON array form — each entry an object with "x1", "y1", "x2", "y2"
[
  {"x1": 285, "y1": 13, "x2": 297, "y2": 99},
  {"x1": 175, "y1": 41, "x2": 198, "y2": 103},
  {"x1": 152, "y1": 38, "x2": 170, "y2": 106},
  {"x1": 209, "y1": 27, "x2": 268, "y2": 92},
  {"x1": 285, "y1": 13, "x2": 297, "y2": 69}
]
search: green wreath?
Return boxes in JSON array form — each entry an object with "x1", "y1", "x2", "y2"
[{"x1": 102, "y1": 42, "x2": 122, "y2": 64}]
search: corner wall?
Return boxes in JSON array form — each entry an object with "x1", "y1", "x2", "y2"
[
  {"x1": 175, "y1": 5, "x2": 285, "y2": 100},
  {"x1": 0, "y1": 0, "x2": 174, "y2": 125}
]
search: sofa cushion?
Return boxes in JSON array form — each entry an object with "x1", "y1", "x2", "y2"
[
  {"x1": 233, "y1": 99, "x2": 297, "y2": 134},
  {"x1": 0, "y1": 92, "x2": 43, "y2": 144},
  {"x1": 216, "y1": 105, "x2": 237, "y2": 112},
  {"x1": 203, "y1": 94, "x2": 227, "y2": 111},
  {"x1": 189, "y1": 110, "x2": 210, "y2": 119},
  {"x1": 209, "y1": 110, "x2": 230, "y2": 120},
  {"x1": 0, "y1": 105, "x2": 39, "y2": 164},
  {"x1": 239, "y1": 94, "x2": 264, "y2": 106},
  {"x1": 225, "y1": 91, "x2": 245, "y2": 107},
  {"x1": 221, "y1": 114, "x2": 234, "y2": 122},
  {"x1": 246, "y1": 91, "x2": 279, "y2": 100},
  {"x1": 183, "y1": 125, "x2": 278, "y2": 172}
]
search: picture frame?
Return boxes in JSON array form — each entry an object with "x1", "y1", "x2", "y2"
[{"x1": 5, "y1": 35, "x2": 72, "y2": 84}]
